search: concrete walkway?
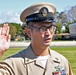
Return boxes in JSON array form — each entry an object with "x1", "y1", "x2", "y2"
[
  {"x1": 10, "y1": 41, "x2": 76, "y2": 47},
  {"x1": 51, "y1": 41, "x2": 76, "y2": 46}
]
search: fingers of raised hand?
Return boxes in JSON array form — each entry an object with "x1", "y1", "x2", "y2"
[
  {"x1": 0, "y1": 23, "x2": 9, "y2": 36},
  {"x1": 0, "y1": 23, "x2": 10, "y2": 49}
]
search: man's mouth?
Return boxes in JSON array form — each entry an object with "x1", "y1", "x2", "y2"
[{"x1": 44, "y1": 38, "x2": 51, "y2": 42}]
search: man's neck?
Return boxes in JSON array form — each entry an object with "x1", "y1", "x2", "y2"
[{"x1": 31, "y1": 44, "x2": 50, "y2": 56}]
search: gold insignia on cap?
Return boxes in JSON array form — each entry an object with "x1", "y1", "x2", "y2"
[
  {"x1": 42, "y1": 9, "x2": 47, "y2": 16},
  {"x1": 39, "y1": 7, "x2": 48, "y2": 17}
]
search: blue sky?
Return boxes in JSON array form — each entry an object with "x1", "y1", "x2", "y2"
[{"x1": 0, "y1": 0, "x2": 76, "y2": 23}]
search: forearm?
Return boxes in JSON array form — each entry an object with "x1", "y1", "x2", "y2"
[{"x1": 0, "y1": 50, "x2": 4, "y2": 58}]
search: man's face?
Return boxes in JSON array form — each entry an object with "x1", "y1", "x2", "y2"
[{"x1": 27, "y1": 22, "x2": 55, "y2": 47}]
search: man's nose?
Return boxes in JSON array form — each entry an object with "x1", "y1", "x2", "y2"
[{"x1": 45, "y1": 29, "x2": 51, "y2": 35}]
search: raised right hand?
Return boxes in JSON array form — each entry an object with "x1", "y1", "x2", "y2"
[{"x1": 0, "y1": 23, "x2": 11, "y2": 58}]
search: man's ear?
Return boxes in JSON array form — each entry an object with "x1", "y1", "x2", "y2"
[{"x1": 25, "y1": 28, "x2": 31, "y2": 38}]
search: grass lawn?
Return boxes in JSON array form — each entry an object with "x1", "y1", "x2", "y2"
[{"x1": 0, "y1": 46, "x2": 76, "y2": 74}]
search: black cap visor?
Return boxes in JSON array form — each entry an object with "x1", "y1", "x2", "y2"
[{"x1": 26, "y1": 12, "x2": 55, "y2": 24}]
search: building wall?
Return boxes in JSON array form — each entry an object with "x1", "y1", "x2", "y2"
[{"x1": 69, "y1": 23, "x2": 76, "y2": 35}]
